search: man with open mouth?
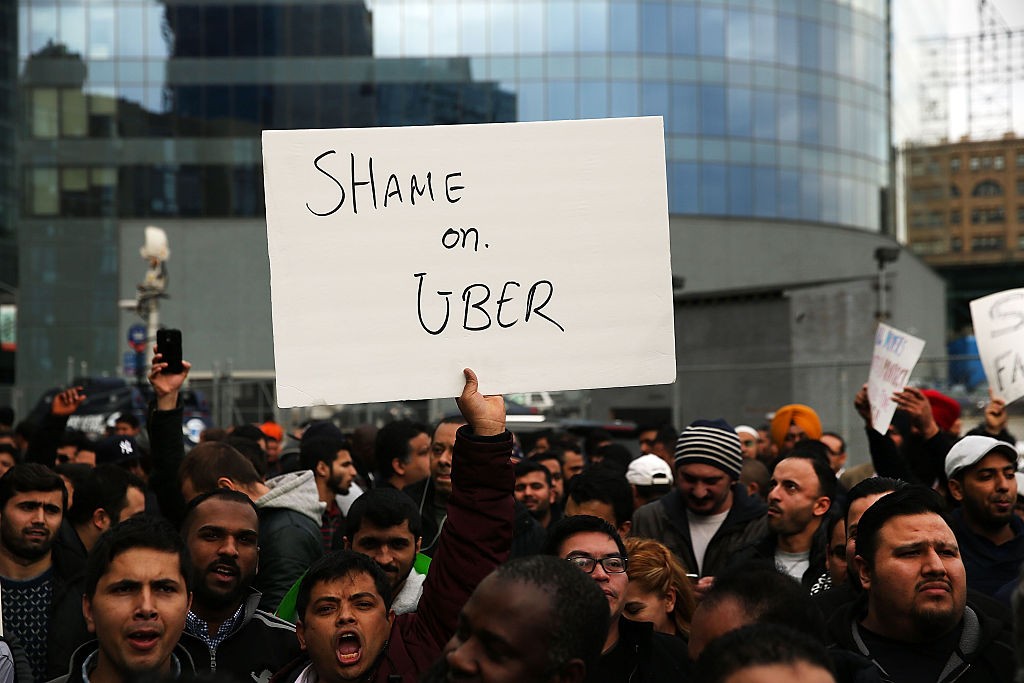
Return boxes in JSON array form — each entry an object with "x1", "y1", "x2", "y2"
[
  {"x1": 179, "y1": 489, "x2": 302, "y2": 682},
  {"x1": 276, "y1": 368, "x2": 514, "y2": 683},
  {"x1": 55, "y1": 515, "x2": 197, "y2": 683}
]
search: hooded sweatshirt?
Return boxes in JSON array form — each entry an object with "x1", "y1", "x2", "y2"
[{"x1": 254, "y1": 471, "x2": 326, "y2": 613}]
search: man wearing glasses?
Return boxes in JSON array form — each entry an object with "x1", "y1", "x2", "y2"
[{"x1": 542, "y1": 515, "x2": 689, "y2": 682}]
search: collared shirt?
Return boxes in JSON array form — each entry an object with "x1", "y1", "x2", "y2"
[
  {"x1": 81, "y1": 650, "x2": 181, "y2": 682},
  {"x1": 184, "y1": 602, "x2": 245, "y2": 653},
  {"x1": 321, "y1": 499, "x2": 343, "y2": 551}
]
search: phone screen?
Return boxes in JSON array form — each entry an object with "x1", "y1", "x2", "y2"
[{"x1": 156, "y1": 328, "x2": 184, "y2": 374}]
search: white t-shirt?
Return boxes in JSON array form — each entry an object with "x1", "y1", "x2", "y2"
[
  {"x1": 775, "y1": 549, "x2": 810, "y2": 581},
  {"x1": 688, "y1": 510, "x2": 729, "y2": 575}
]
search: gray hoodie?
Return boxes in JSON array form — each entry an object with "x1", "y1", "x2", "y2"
[{"x1": 254, "y1": 470, "x2": 326, "y2": 612}]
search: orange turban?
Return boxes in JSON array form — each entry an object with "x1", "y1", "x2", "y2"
[
  {"x1": 770, "y1": 404, "x2": 822, "y2": 448},
  {"x1": 260, "y1": 421, "x2": 284, "y2": 442}
]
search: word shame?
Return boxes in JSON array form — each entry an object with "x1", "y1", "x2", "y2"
[{"x1": 305, "y1": 151, "x2": 464, "y2": 217}]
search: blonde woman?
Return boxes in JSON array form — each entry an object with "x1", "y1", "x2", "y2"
[{"x1": 623, "y1": 537, "x2": 697, "y2": 639}]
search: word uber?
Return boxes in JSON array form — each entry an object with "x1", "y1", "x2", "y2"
[{"x1": 414, "y1": 273, "x2": 565, "y2": 335}]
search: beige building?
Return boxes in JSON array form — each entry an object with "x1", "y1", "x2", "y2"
[{"x1": 905, "y1": 134, "x2": 1024, "y2": 266}]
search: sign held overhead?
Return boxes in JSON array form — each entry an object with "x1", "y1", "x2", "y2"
[
  {"x1": 263, "y1": 117, "x2": 676, "y2": 407},
  {"x1": 970, "y1": 288, "x2": 1024, "y2": 405}
]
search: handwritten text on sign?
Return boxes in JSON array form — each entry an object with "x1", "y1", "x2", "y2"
[
  {"x1": 970, "y1": 289, "x2": 1024, "y2": 405},
  {"x1": 867, "y1": 323, "x2": 926, "y2": 435},
  {"x1": 262, "y1": 118, "x2": 676, "y2": 407}
]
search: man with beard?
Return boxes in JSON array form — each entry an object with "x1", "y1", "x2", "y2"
[
  {"x1": 0, "y1": 463, "x2": 88, "y2": 681},
  {"x1": 828, "y1": 486, "x2": 1014, "y2": 681},
  {"x1": 179, "y1": 489, "x2": 301, "y2": 681},
  {"x1": 301, "y1": 436, "x2": 358, "y2": 551},
  {"x1": 945, "y1": 435, "x2": 1024, "y2": 600},
  {"x1": 513, "y1": 460, "x2": 558, "y2": 529},
  {"x1": 632, "y1": 419, "x2": 767, "y2": 586},
  {"x1": 735, "y1": 446, "x2": 834, "y2": 589}
]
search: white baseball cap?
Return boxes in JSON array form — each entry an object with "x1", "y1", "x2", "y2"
[
  {"x1": 944, "y1": 435, "x2": 1019, "y2": 479},
  {"x1": 627, "y1": 454, "x2": 674, "y2": 486}
]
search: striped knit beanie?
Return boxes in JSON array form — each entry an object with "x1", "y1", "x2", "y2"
[{"x1": 674, "y1": 419, "x2": 743, "y2": 480}]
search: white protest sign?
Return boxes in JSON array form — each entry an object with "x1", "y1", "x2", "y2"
[
  {"x1": 866, "y1": 322, "x2": 926, "y2": 434},
  {"x1": 970, "y1": 289, "x2": 1024, "y2": 405},
  {"x1": 262, "y1": 117, "x2": 676, "y2": 407}
]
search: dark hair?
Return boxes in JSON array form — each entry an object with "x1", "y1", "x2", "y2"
[
  {"x1": 0, "y1": 463, "x2": 68, "y2": 511},
  {"x1": 300, "y1": 437, "x2": 351, "y2": 473},
  {"x1": 68, "y1": 465, "x2": 144, "y2": 526},
  {"x1": 845, "y1": 476, "x2": 907, "y2": 527},
  {"x1": 114, "y1": 413, "x2": 140, "y2": 429},
  {"x1": 530, "y1": 448, "x2": 564, "y2": 467},
  {"x1": 855, "y1": 486, "x2": 947, "y2": 569},
  {"x1": 565, "y1": 465, "x2": 633, "y2": 527},
  {"x1": 492, "y1": 555, "x2": 610, "y2": 675},
  {"x1": 344, "y1": 488, "x2": 422, "y2": 540},
  {"x1": 85, "y1": 515, "x2": 191, "y2": 597},
  {"x1": 592, "y1": 443, "x2": 632, "y2": 472},
  {"x1": 374, "y1": 420, "x2": 429, "y2": 479},
  {"x1": 181, "y1": 489, "x2": 259, "y2": 535},
  {"x1": 179, "y1": 441, "x2": 262, "y2": 500},
  {"x1": 297, "y1": 550, "x2": 393, "y2": 619},
  {"x1": 583, "y1": 430, "x2": 611, "y2": 457},
  {"x1": 775, "y1": 447, "x2": 836, "y2": 502},
  {"x1": 655, "y1": 425, "x2": 679, "y2": 449},
  {"x1": 702, "y1": 562, "x2": 825, "y2": 638},
  {"x1": 231, "y1": 424, "x2": 267, "y2": 444},
  {"x1": 821, "y1": 431, "x2": 846, "y2": 453},
  {"x1": 0, "y1": 444, "x2": 18, "y2": 462},
  {"x1": 224, "y1": 436, "x2": 268, "y2": 478},
  {"x1": 693, "y1": 623, "x2": 836, "y2": 683},
  {"x1": 434, "y1": 415, "x2": 467, "y2": 433},
  {"x1": 514, "y1": 459, "x2": 552, "y2": 485},
  {"x1": 541, "y1": 514, "x2": 627, "y2": 558},
  {"x1": 54, "y1": 462, "x2": 93, "y2": 490}
]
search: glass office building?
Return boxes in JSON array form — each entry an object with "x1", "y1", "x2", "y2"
[{"x1": 11, "y1": 0, "x2": 894, "y2": 413}]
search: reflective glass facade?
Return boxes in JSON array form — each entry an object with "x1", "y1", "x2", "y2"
[{"x1": 13, "y1": 0, "x2": 892, "y2": 401}]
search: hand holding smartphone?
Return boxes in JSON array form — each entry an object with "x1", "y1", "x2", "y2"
[{"x1": 156, "y1": 328, "x2": 184, "y2": 374}]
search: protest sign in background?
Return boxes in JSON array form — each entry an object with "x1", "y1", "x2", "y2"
[
  {"x1": 263, "y1": 117, "x2": 676, "y2": 407},
  {"x1": 970, "y1": 289, "x2": 1024, "y2": 405},
  {"x1": 867, "y1": 322, "x2": 926, "y2": 434}
]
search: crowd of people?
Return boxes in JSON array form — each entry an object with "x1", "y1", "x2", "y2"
[{"x1": 0, "y1": 349, "x2": 1021, "y2": 683}]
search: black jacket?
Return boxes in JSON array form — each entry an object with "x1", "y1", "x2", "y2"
[
  {"x1": 632, "y1": 484, "x2": 768, "y2": 577},
  {"x1": 180, "y1": 589, "x2": 302, "y2": 682},
  {"x1": 43, "y1": 546, "x2": 91, "y2": 680},
  {"x1": 46, "y1": 640, "x2": 197, "y2": 683},
  {"x1": 732, "y1": 515, "x2": 831, "y2": 590},
  {"x1": 590, "y1": 616, "x2": 689, "y2": 683},
  {"x1": 825, "y1": 598, "x2": 1014, "y2": 683},
  {"x1": 948, "y1": 508, "x2": 1024, "y2": 603}
]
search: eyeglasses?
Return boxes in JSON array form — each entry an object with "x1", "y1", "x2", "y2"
[{"x1": 567, "y1": 555, "x2": 628, "y2": 574}]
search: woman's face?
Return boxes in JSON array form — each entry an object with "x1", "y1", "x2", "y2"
[{"x1": 622, "y1": 583, "x2": 675, "y2": 635}]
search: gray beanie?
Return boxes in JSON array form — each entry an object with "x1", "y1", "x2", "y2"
[{"x1": 674, "y1": 419, "x2": 743, "y2": 480}]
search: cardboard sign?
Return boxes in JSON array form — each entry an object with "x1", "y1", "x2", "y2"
[
  {"x1": 262, "y1": 118, "x2": 676, "y2": 407},
  {"x1": 970, "y1": 289, "x2": 1024, "y2": 405},
  {"x1": 867, "y1": 322, "x2": 926, "y2": 434}
]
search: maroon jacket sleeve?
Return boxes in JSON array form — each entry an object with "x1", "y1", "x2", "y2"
[{"x1": 390, "y1": 425, "x2": 514, "y2": 674}]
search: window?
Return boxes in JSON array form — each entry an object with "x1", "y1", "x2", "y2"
[
  {"x1": 949, "y1": 184, "x2": 960, "y2": 198},
  {"x1": 970, "y1": 156, "x2": 980, "y2": 171},
  {"x1": 971, "y1": 235, "x2": 1005, "y2": 252},
  {"x1": 1017, "y1": 179, "x2": 1024, "y2": 196},
  {"x1": 972, "y1": 180, "x2": 1003, "y2": 197},
  {"x1": 951, "y1": 237, "x2": 963, "y2": 252},
  {"x1": 950, "y1": 210, "x2": 961, "y2": 224},
  {"x1": 971, "y1": 207, "x2": 1005, "y2": 224},
  {"x1": 994, "y1": 156, "x2": 1005, "y2": 170},
  {"x1": 950, "y1": 156, "x2": 961, "y2": 172},
  {"x1": 1017, "y1": 152, "x2": 1024, "y2": 168}
]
